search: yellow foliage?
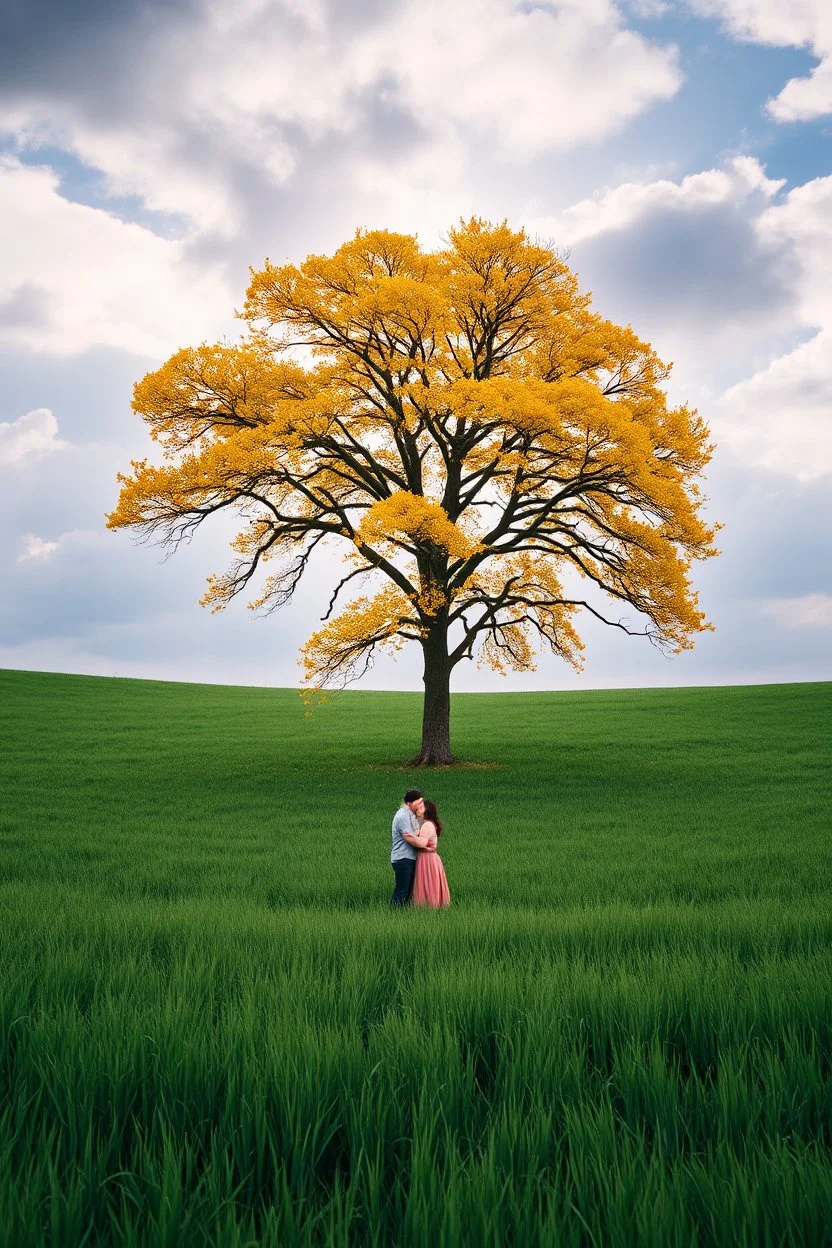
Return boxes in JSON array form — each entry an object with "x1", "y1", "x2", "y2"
[
  {"x1": 132, "y1": 343, "x2": 310, "y2": 457},
  {"x1": 301, "y1": 584, "x2": 416, "y2": 689},
  {"x1": 458, "y1": 553, "x2": 585, "y2": 674},
  {"x1": 358, "y1": 492, "x2": 477, "y2": 560},
  {"x1": 109, "y1": 217, "x2": 720, "y2": 693}
]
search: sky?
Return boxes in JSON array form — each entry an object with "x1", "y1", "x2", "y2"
[{"x1": 1, "y1": 0, "x2": 831, "y2": 694}]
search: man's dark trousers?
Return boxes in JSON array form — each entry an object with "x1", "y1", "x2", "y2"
[{"x1": 391, "y1": 859, "x2": 415, "y2": 906}]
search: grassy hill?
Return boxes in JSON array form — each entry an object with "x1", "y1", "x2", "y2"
[{"x1": 1, "y1": 669, "x2": 830, "y2": 1245}]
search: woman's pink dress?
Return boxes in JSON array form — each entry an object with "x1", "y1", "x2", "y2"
[{"x1": 411, "y1": 834, "x2": 451, "y2": 908}]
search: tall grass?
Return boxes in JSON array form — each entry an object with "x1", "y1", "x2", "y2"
[{"x1": 1, "y1": 670, "x2": 830, "y2": 1245}]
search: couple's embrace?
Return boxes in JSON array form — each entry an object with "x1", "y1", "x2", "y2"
[{"x1": 390, "y1": 788, "x2": 451, "y2": 908}]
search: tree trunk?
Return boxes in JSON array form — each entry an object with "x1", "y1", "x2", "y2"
[{"x1": 410, "y1": 615, "x2": 454, "y2": 766}]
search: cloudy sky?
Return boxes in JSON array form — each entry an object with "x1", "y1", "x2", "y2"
[{"x1": 1, "y1": 0, "x2": 830, "y2": 693}]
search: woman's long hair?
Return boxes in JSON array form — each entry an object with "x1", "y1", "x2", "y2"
[{"x1": 422, "y1": 799, "x2": 442, "y2": 837}]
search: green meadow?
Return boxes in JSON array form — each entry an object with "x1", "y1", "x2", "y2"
[{"x1": 1, "y1": 668, "x2": 830, "y2": 1246}]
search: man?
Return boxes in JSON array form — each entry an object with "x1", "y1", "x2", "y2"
[{"x1": 390, "y1": 789, "x2": 425, "y2": 906}]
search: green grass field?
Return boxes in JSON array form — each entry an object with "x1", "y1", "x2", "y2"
[{"x1": 1, "y1": 668, "x2": 830, "y2": 1246}]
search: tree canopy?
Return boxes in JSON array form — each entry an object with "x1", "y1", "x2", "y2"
[{"x1": 108, "y1": 219, "x2": 718, "y2": 763}]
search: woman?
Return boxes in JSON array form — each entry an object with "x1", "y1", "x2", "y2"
[{"x1": 409, "y1": 799, "x2": 451, "y2": 908}]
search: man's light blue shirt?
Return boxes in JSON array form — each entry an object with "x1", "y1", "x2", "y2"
[{"x1": 391, "y1": 805, "x2": 418, "y2": 863}]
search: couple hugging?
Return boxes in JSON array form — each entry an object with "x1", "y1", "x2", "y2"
[{"x1": 390, "y1": 789, "x2": 451, "y2": 909}]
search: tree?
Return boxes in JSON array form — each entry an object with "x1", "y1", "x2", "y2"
[{"x1": 108, "y1": 220, "x2": 718, "y2": 764}]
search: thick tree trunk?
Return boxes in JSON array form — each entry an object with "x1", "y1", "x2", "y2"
[{"x1": 410, "y1": 615, "x2": 454, "y2": 766}]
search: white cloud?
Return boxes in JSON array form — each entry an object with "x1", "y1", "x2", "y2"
[
  {"x1": 17, "y1": 534, "x2": 60, "y2": 563},
  {"x1": 14, "y1": 528, "x2": 106, "y2": 566},
  {"x1": 714, "y1": 177, "x2": 832, "y2": 479},
  {"x1": 519, "y1": 154, "x2": 802, "y2": 408},
  {"x1": 2, "y1": 1, "x2": 682, "y2": 238},
  {"x1": 771, "y1": 52, "x2": 832, "y2": 122},
  {"x1": 689, "y1": 0, "x2": 832, "y2": 121},
  {"x1": 0, "y1": 2, "x2": 687, "y2": 363},
  {"x1": 186, "y1": 0, "x2": 682, "y2": 157},
  {"x1": 715, "y1": 330, "x2": 832, "y2": 479},
  {"x1": 0, "y1": 157, "x2": 235, "y2": 357},
  {"x1": 355, "y1": 0, "x2": 682, "y2": 157},
  {"x1": 763, "y1": 592, "x2": 832, "y2": 628},
  {"x1": 524, "y1": 158, "x2": 832, "y2": 482},
  {"x1": 0, "y1": 407, "x2": 67, "y2": 466},
  {"x1": 526, "y1": 154, "x2": 783, "y2": 246},
  {"x1": 756, "y1": 174, "x2": 832, "y2": 330}
]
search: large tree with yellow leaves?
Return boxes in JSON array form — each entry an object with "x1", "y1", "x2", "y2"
[{"x1": 109, "y1": 220, "x2": 718, "y2": 764}]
